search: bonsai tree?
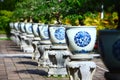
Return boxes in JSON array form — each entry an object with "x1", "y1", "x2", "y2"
[
  {"x1": 35, "y1": 0, "x2": 67, "y2": 24},
  {"x1": 13, "y1": 0, "x2": 42, "y2": 22},
  {"x1": 60, "y1": 0, "x2": 102, "y2": 26},
  {"x1": 13, "y1": 0, "x2": 66, "y2": 24},
  {"x1": 60, "y1": 0, "x2": 119, "y2": 29},
  {"x1": 37, "y1": 0, "x2": 102, "y2": 25},
  {"x1": 13, "y1": 0, "x2": 120, "y2": 28}
]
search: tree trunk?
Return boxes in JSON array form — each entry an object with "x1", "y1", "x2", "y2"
[
  {"x1": 78, "y1": 18, "x2": 84, "y2": 25},
  {"x1": 55, "y1": 12, "x2": 61, "y2": 24}
]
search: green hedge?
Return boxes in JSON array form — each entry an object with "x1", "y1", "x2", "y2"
[{"x1": 0, "y1": 10, "x2": 13, "y2": 35}]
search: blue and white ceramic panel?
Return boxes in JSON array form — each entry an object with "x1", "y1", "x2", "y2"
[
  {"x1": 20, "y1": 22, "x2": 25, "y2": 33},
  {"x1": 32, "y1": 23, "x2": 39, "y2": 37},
  {"x1": 9, "y1": 22, "x2": 14, "y2": 29},
  {"x1": 38, "y1": 24, "x2": 49, "y2": 40},
  {"x1": 14, "y1": 22, "x2": 19, "y2": 31},
  {"x1": 55, "y1": 27, "x2": 65, "y2": 40},
  {"x1": 49, "y1": 26, "x2": 66, "y2": 44},
  {"x1": 43, "y1": 27, "x2": 49, "y2": 37},
  {"x1": 25, "y1": 23, "x2": 33, "y2": 34},
  {"x1": 65, "y1": 26, "x2": 96, "y2": 54},
  {"x1": 74, "y1": 31, "x2": 91, "y2": 47}
]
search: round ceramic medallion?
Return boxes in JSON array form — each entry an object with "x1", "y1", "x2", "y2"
[
  {"x1": 74, "y1": 31, "x2": 91, "y2": 47},
  {"x1": 43, "y1": 28, "x2": 48, "y2": 37},
  {"x1": 54, "y1": 27, "x2": 65, "y2": 40},
  {"x1": 112, "y1": 39, "x2": 120, "y2": 61}
]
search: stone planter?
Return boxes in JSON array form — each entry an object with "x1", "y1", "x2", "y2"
[
  {"x1": 20, "y1": 22, "x2": 26, "y2": 33},
  {"x1": 12, "y1": 22, "x2": 21, "y2": 46},
  {"x1": 31, "y1": 23, "x2": 41, "y2": 60},
  {"x1": 37, "y1": 24, "x2": 51, "y2": 67},
  {"x1": 21, "y1": 22, "x2": 34, "y2": 52},
  {"x1": 9, "y1": 22, "x2": 16, "y2": 42},
  {"x1": 25, "y1": 22, "x2": 33, "y2": 34},
  {"x1": 9, "y1": 22, "x2": 14, "y2": 29},
  {"x1": 65, "y1": 26, "x2": 97, "y2": 59},
  {"x1": 98, "y1": 30, "x2": 120, "y2": 80},
  {"x1": 32, "y1": 23, "x2": 39, "y2": 37},
  {"x1": 47, "y1": 25, "x2": 71, "y2": 76},
  {"x1": 38, "y1": 24, "x2": 49, "y2": 40},
  {"x1": 18, "y1": 22, "x2": 26, "y2": 49},
  {"x1": 65, "y1": 26, "x2": 97, "y2": 80},
  {"x1": 14, "y1": 22, "x2": 19, "y2": 31},
  {"x1": 48, "y1": 25, "x2": 66, "y2": 45}
]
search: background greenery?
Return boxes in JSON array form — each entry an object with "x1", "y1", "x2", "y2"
[
  {"x1": 0, "y1": 10, "x2": 13, "y2": 35},
  {"x1": 0, "y1": 0, "x2": 120, "y2": 35}
]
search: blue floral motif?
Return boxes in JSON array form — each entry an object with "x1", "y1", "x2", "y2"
[
  {"x1": 28, "y1": 25, "x2": 32, "y2": 32},
  {"x1": 37, "y1": 27, "x2": 39, "y2": 33},
  {"x1": 72, "y1": 50, "x2": 90, "y2": 54},
  {"x1": 112, "y1": 39, "x2": 120, "y2": 61},
  {"x1": 54, "y1": 27, "x2": 65, "y2": 40},
  {"x1": 43, "y1": 27, "x2": 48, "y2": 37},
  {"x1": 74, "y1": 31, "x2": 91, "y2": 47}
]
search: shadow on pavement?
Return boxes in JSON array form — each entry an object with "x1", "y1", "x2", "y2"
[
  {"x1": 14, "y1": 69, "x2": 48, "y2": 76},
  {"x1": 17, "y1": 61, "x2": 38, "y2": 66}
]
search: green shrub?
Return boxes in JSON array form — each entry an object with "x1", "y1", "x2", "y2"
[
  {"x1": 83, "y1": 12, "x2": 118, "y2": 30},
  {"x1": 0, "y1": 10, "x2": 13, "y2": 35}
]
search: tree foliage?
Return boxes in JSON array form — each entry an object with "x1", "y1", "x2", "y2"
[
  {"x1": 102, "y1": 0, "x2": 120, "y2": 29},
  {"x1": 12, "y1": 0, "x2": 120, "y2": 29},
  {"x1": 0, "y1": 10, "x2": 13, "y2": 34},
  {"x1": 13, "y1": 0, "x2": 102, "y2": 23},
  {"x1": 0, "y1": 0, "x2": 18, "y2": 11}
]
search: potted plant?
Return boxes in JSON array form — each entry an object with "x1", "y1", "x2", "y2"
[
  {"x1": 48, "y1": 25, "x2": 66, "y2": 45},
  {"x1": 65, "y1": 26, "x2": 97, "y2": 59},
  {"x1": 98, "y1": 0, "x2": 120, "y2": 80}
]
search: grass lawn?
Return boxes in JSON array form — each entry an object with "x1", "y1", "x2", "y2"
[
  {"x1": 0, "y1": 37, "x2": 10, "y2": 40},
  {"x1": 0, "y1": 32, "x2": 11, "y2": 40}
]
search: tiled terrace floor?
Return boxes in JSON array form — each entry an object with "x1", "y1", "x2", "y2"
[{"x1": 0, "y1": 40, "x2": 107, "y2": 80}]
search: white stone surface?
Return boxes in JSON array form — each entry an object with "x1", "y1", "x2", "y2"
[{"x1": 66, "y1": 61, "x2": 96, "y2": 80}]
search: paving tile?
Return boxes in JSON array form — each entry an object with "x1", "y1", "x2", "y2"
[
  {"x1": 0, "y1": 67, "x2": 6, "y2": 70},
  {"x1": 6, "y1": 68, "x2": 16, "y2": 72},
  {"x1": 0, "y1": 71, "x2": 7, "y2": 76},
  {"x1": 33, "y1": 77, "x2": 46, "y2": 80},
  {"x1": 0, "y1": 75, "x2": 7, "y2": 79},
  {"x1": 21, "y1": 78, "x2": 34, "y2": 80},
  {"x1": 0, "y1": 76, "x2": 8, "y2": 80},
  {"x1": 8, "y1": 75, "x2": 20, "y2": 80},
  {"x1": 19, "y1": 73, "x2": 31, "y2": 79},
  {"x1": 0, "y1": 40, "x2": 107, "y2": 80},
  {"x1": 16, "y1": 67, "x2": 26, "y2": 71},
  {"x1": 14, "y1": 64, "x2": 25, "y2": 67}
]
